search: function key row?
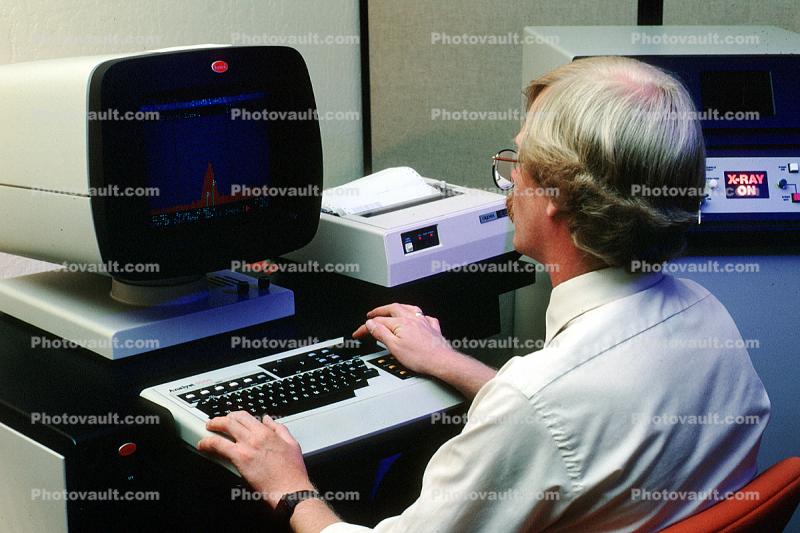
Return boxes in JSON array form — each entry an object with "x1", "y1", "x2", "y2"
[{"x1": 177, "y1": 371, "x2": 272, "y2": 404}]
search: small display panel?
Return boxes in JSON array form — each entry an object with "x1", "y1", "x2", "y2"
[
  {"x1": 724, "y1": 171, "x2": 770, "y2": 199},
  {"x1": 700, "y1": 71, "x2": 775, "y2": 118},
  {"x1": 140, "y1": 92, "x2": 270, "y2": 228},
  {"x1": 401, "y1": 225, "x2": 440, "y2": 254}
]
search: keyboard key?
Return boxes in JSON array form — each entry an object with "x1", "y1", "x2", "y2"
[{"x1": 366, "y1": 355, "x2": 415, "y2": 380}]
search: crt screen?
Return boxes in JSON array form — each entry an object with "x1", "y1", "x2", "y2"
[{"x1": 140, "y1": 92, "x2": 270, "y2": 228}]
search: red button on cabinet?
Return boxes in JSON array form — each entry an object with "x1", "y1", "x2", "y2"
[{"x1": 792, "y1": 193, "x2": 800, "y2": 203}]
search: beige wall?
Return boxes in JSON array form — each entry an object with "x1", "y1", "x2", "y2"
[{"x1": 368, "y1": 0, "x2": 637, "y2": 189}]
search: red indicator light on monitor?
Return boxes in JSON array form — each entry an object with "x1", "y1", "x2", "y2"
[
  {"x1": 118, "y1": 442, "x2": 137, "y2": 457},
  {"x1": 211, "y1": 60, "x2": 228, "y2": 73}
]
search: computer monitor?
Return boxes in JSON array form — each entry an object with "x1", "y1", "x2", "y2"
[
  {"x1": 0, "y1": 46, "x2": 324, "y2": 358},
  {"x1": 91, "y1": 46, "x2": 322, "y2": 280}
]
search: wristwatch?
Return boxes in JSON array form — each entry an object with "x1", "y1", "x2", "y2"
[{"x1": 274, "y1": 489, "x2": 322, "y2": 523}]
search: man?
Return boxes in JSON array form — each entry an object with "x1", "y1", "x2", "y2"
[{"x1": 198, "y1": 56, "x2": 770, "y2": 532}]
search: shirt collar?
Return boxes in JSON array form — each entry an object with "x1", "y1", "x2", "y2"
[{"x1": 545, "y1": 267, "x2": 665, "y2": 344}]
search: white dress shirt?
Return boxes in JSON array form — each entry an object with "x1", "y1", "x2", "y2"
[{"x1": 322, "y1": 267, "x2": 771, "y2": 532}]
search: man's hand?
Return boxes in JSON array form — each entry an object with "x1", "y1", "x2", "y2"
[
  {"x1": 353, "y1": 303, "x2": 498, "y2": 399},
  {"x1": 352, "y1": 303, "x2": 457, "y2": 376},
  {"x1": 197, "y1": 411, "x2": 315, "y2": 509}
]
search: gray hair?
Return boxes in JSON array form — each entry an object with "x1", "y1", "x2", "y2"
[{"x1": 518, "y1": 56, "x2": 705, "y2": 266}]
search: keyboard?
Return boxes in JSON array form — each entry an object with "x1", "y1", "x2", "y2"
[
  {"x1": 141, "y1": 338, "x2": 463, "y2": 475},
  {"x1": 179, "y1": 345, "x2": 397, "y2": 420}
]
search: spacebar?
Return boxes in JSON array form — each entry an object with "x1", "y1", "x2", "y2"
[{"x1": 268, "y1": 388, "x2": 356, "y2": 419}]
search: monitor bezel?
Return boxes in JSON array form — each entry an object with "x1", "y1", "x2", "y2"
[{"x1": 87, "y1": 46, "x2": 323, "y2": 281}]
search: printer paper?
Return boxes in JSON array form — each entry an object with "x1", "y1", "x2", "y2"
[{"x1": 321, "y1": 167, "x2": 442, "y2": 216}]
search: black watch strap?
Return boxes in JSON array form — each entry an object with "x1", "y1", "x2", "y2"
[{"x1": 274, "y1": 490, "x2": 322, "y2": 523}]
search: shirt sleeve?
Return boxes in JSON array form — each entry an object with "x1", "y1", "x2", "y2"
[{"x1": 321, "y1": 377, "x2": 576, "y2": 533}]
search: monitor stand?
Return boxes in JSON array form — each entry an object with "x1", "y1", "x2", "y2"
[{"x1": 0, "y1": 270, "x2": 294, "y2": 360}]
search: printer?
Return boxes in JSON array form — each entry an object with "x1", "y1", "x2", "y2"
[{"x1": 286, "y1": 167, "x2": 515, "y2": 287}]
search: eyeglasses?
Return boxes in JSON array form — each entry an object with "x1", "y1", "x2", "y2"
[{"x1": 491, "y1": 148, "x2": 518, "y2": 191}]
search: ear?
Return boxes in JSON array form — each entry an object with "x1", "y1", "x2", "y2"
[{"x1": 545, "y1": 198, "x2": 559, "y2": 218}]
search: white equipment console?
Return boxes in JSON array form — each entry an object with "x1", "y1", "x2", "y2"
[{"x1": 522, "y1": 25, "x2": 800, "y2": 233}]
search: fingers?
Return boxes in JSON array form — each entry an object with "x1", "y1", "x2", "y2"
[
  {"x1": 197, "y1": 434, "x2": 237, "y2": 458},
  {"x1": 354, "y1": 315, "x2": 411, "y2": 339},
  {"x1": 357, "y1": 303, "x2": 436, "y2": 338},
  {"x1": 370, "y1": 316, "x2": 404, "y2": 335},
  {"x1": 206, "y1": 413, "x2": 252, "y2": 441},
  {"x1": 228, "y1": 410, "x2": 264, "y2": 432},
  {"x1": 355, "y1": 315, "x2": 404, "y2": 342},
  {"x1": 367, "y1": 303, "x2": 423, "y2": 319},
  {"x1": 425, "y1": 316, "x2": 441, "y2": 333},
  {"x1": 264, "y1": 417, "x2": 300, "y2": 448},
  {"x1": 200, "y1": 413, "x2": 298, "y2": 458},
  {"x1": 352, "y1": 323, "x2": 370, "y2": 339},
  {"x1": 261, "y1": 413, "x2": 280, "y2": 431},
  {"x1": 364, "y1": 318, "x2": 399, "y2": 349}
]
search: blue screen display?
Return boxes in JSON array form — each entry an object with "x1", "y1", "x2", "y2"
[{"x1": 141, "y1": 92, "x2": 270, "y2": 227}]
